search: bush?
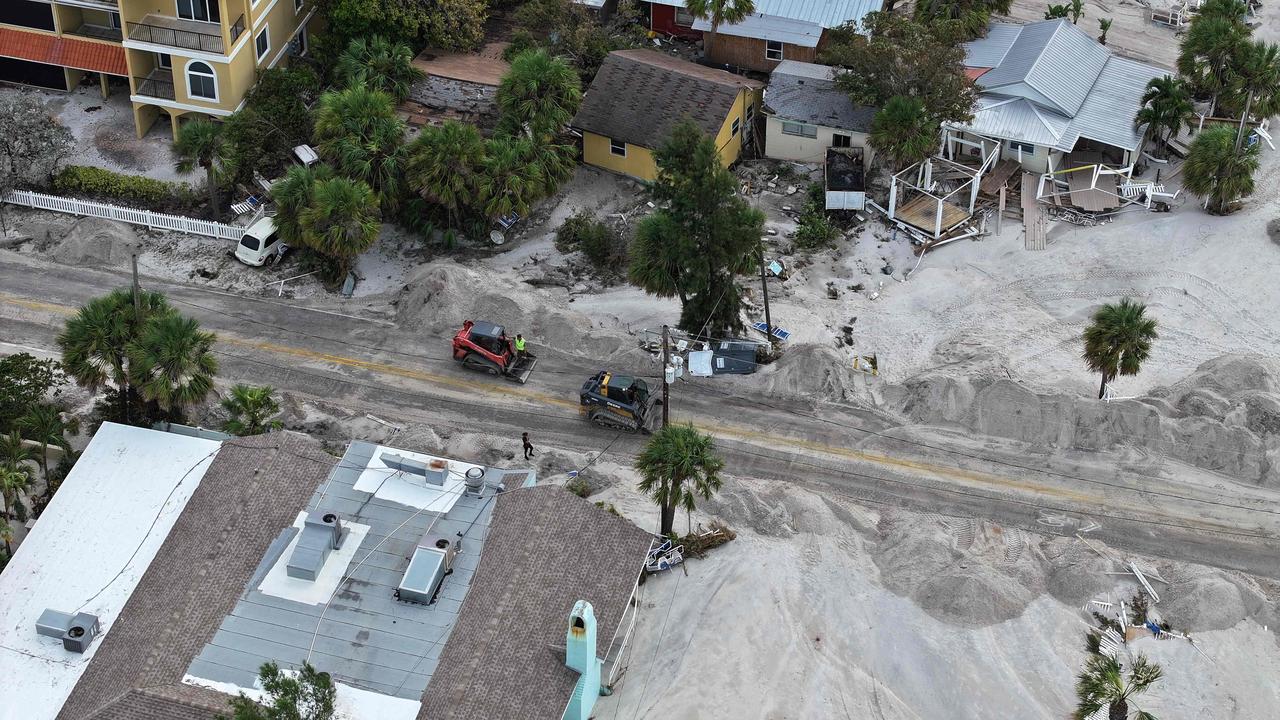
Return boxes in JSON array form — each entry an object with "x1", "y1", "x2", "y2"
[
  {"x1": 793, "y1": 184, "x2": 838, "y2": 250},
  {"x1": 53, "y1": 166, "x2": 196, "y2": 209},
  {"x1": 567, "y1": 476, "x2": 591, "y2": 497},
  {"x1": 555, "y1": 210, "x2": 625, "y2": 267}
]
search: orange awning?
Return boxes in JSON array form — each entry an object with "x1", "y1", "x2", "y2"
[
  {"x1": 965, "y1": 67, "x2": 991, "y2": 82},
  {"x1": 0, "y1": 28, "x2": 128, "y2": 77}
]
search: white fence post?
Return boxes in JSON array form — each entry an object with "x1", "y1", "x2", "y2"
[{"x1": 2, "y1": 189, "x2": 243, "y2": 241}]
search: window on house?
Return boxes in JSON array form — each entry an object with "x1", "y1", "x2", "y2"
[
  {"x1": 731, "y1": 118, "x2": 741, "y2": 137},
  {"x1": 746, "y1": 103, "x2": 755, "y2": 122},
  {"x1": 176, "y1": 0, "x2": 220, "y2": 23},
  {"x1": 766, "y1": 40, "x2": 784, "y2": 61},
  {"x1": 157, "y1": 52, "x2": 172, "y2": 69},
  {"x1": 609, "y1": 138, "x2": 626, "y2": 157},
  {"x1": 675, "y1": 8, "x2": 695, "y2": 26},
  {"x1": 781, "y1": 121, "x2": 817, "y2": 138},
  {"x1": 289, "y1": 26, "x2": 309, "y2": 56},
  {"x1": 832, "y1": 133, "x2": 852, "y2": 148},
  {"x1": 295, "y1": 0, "x2": 304, "y2": 11},
  {"x1": 256, "y1": 26, "x2": 270, "y2": 60},
  {"x1": 187, "y1": 61, "x2": 217, "y2": 100},
  {"x1": 109, "y1": 12, "x2": 122, "y2": 29},
  {"x1": 1008, "y1": 140, "x2": 1035, "y2": 154}
]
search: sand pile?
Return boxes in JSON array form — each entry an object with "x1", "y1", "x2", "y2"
[
  {"x1": 395, "y1": 261, "x2": 644, "y2": 364},
  {"x1": 701, "y1": 478, "x2": 878, "y2": 539},
  {"x1": 49, "y1": 217, "x2": 141, "y2": 268},
  {"x1": 1154, "y1": 564, "x2": 1276, "y2": 632},
  {"x1": 870, "y1": 514, "x2": 1050, "y2": 626},
  {"x1": 886, "y1": 355, "x2": 1280, "y2": 486},
  {"x1": 745, "y1": 344, "x2": 862, "y2": 401}
]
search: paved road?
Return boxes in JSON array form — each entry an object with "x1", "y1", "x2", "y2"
[{"x1": 4, "y1": 252, "x2": 1280, "y2": 580}]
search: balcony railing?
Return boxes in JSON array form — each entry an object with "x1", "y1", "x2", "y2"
[
  {"x1": 134, "y1": 72, "x2": 176, "y2": 101},
  {"x1": 66, "y1": 23, "x2": 123, "y2": 42},
  {"x1": 127, "y1": 14, "x2": 241, "y2": 54}
]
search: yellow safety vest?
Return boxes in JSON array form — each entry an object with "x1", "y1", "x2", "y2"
[{"x1": 515, "y1": 337, "x2": 526, "y2": 352}]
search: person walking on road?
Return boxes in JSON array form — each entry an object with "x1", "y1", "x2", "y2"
[{"x1": 522, "y1": 432, "x2": 534, "y2": 460}]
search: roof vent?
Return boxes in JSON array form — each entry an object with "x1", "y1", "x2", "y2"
[
  {"x1": 395, "y1": 533, "x2": 459, "y2": 604},
  {"x1": 35, "y1": 609, "x2": 100, "y2": 653},
  {"x1": 464, "y1": 466, "x2": 486, "y2": 496},
  {"x1": 287, "y1": 510, "x2": 347, "y2": 581}
]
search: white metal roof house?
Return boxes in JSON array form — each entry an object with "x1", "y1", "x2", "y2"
[
  {"x1": 944, "y1": 19, "x2": 1166, "y2": 174},
  {"x1": 647, "y1": 0, "x2": 883, "y2": 72}
]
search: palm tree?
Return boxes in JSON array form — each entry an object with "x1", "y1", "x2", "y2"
[
  {"x1": 496, "y1": 49, "x2": 583, "y2": 140},
  {"x1": 869, "y1": 96, "x2": 937, "y2": 170},
  {"x1": 1069, "y1": 0, "x2": 1085, "y2": 23},
  {"x1": 1177, "y1": 14, "x2": 1248, "y2": 117},
  {"x1": 405, "y1": 121, "x2": 487, "y2": 229},
  {"x1": 1228, "y1": 40, "x2": 1280, "y2": 150},
  {"x1": 298, "y1": 176, "x2": 381, "y2": 277},
  {"x1": 1099, "y1": 18, "x2": 1113, "y2": 45},
  {"x1": 0, "y1": 461, "x2": 33, "y2": 523},
  {"x1": 126, "y1": 314, "x2": 218, "y2": 418},
  {"x1": 0, "y1": 516, "x2": 13, "y2": 559},
  {"x1": 16, "y1": 403, "x2": 74, "y2": 488},
  {"x1": 314, "y1": 86, "x2": 406, "y2": 211},
  {"x1": 1183, "y1": 125, "x2": 1260, "y2": 214},
  {"x1": 1082, "y1": 298, "x2": 1158, "y2": 399},
  {"x1": 1074, "y1": 654, "x2": 1163, "y2": 720},
  {"x1": 57, "y1": 288, "x2": 173, "y2": 422},
  {"x1": 174, "y1": 117, "x2": 227, "y2": 214},
  {"x1": 918, "y1": 0, "x2": 1011, "y2": 38},
  {"x1": 270, "y1": 163, "x2": 332, "y2": 247},
  {"x1": 634, "y1": 423, "x2": 725, "y2": 536},
  {"x1": 685, "y1": 0, "x2": 755, "y2": 57},
  {"x1": 335, "y1": 35, "x2": 424, "y2": 102},
  {"x1": 1135, "y1": 76, "x2": 1192, "y2": 158},
  {"x1": 221, "y1": 384, "x2": 283, "y2": 436},
  {"x1": 477, "y1": 136, "x2": 542, "y2": 220}
]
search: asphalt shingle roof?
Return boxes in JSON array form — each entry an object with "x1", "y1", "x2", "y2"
[
  {"x1": 572, "y1": 49, "x2": 763, "y2": 149},
  {"x1": 0, "y1": 27, "x2": 128, "y2": 77},
  {"x1": 764, "y1": 60, "x2": 876, "y2": 132},
  {"x1": 417, "y1": 485, "x2": 652, "y2": 720},
  {"x1": 56, "y1": 433, "x2": 337, "y2": 720}
]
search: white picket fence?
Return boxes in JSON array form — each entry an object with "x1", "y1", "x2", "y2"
[{"x1": 3, "y1": 189, "x2": 245, "y2": 241}]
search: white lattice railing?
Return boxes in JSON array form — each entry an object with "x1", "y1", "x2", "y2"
[{"x1": 3, "y1": 189, "x2": 244, "y2": 241}]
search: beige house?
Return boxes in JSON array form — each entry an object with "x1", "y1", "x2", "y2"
[
  {"x1": 1, "y1": 0, "x2": 315, "y2": 138},
  {"x1": 763, "y1": 60, "x2": 876, "y2": 168}
]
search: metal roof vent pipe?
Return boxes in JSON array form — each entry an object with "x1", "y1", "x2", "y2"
[{"x1": 463, "y1": 466, "x2": 486, "y2": 497}]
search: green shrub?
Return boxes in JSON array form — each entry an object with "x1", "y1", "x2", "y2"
[
  {"x1": 503, "y1": 29, "x2": 540, "y2": 61},
  {"x1": 555, "y1": 210, "x2": 625, "y2": 267},
  {"x1": 567, "y1": 476, "x2": 591, "y2": 497},
  {"x1": 793, "y1": 184, "x2": 838, "y2": 250},
  {"x1": 53, "y1": 166, "x2": 195, "y2": 208}
]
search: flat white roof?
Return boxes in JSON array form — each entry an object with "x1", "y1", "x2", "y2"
[{"x1": 0, "y1": 423, "x2": 221, "y2": 720}]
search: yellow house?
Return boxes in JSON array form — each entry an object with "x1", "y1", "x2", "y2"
[
  {"x1": 571, "y1": 49, "x2": 764, "y2": 182},
  {"x1": 0, "y1": 0, "x2": 315, "y2": 139}
]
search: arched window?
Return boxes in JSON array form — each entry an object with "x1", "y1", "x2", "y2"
[{"x1": 186, "y1": 61, "x2": 217, "y2": 101}]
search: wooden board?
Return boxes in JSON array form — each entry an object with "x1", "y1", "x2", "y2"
[
  {"x1": 1067, "y1": 166, "x2": 1119, "y2": 212},
  {"x1": 895, "y1": 194, "x2": 971, "y2": 237},
  {"x1": 979, "y1": 159, "x2": 1021, "y2": 196},
  {"x1": 1021, "y1": 173, "x2": 1047, "y2": 251}
]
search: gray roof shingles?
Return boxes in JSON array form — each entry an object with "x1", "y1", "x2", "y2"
[
  {"x1": 764, "y1": 60, "x2": 876, "y2": 132},
  {"x1": 572, "y1": 49, "x2": 763, "y2": 149},
  {"x1": 56, "y1": 432, "x2": 338, "y2": 720},
  {"x1": 417, "y1": 485, "x2": 652, "y2": 720}
]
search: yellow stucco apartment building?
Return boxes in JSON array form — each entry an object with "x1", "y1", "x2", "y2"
[
  {"x1": 571, "y1": 49, "x2": 764, "y2": 182},
  {"x1": 0, "y1": 0, "x2": 315, "y2": 138}
]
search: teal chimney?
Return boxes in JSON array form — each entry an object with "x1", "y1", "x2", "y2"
[{"x1": 563, "y1": 600, "x2": 608, "y2": 720}]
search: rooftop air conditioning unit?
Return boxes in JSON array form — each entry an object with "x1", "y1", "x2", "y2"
[
  {"x1": 463, "y1": 466, "x2": 486, "y2": 497},
  {"x1": 395, "y1": 533, "x2": 459, "y2": 604},
  {"x1": 35, "y1": 609, "x2": 100, "y2": 653}
]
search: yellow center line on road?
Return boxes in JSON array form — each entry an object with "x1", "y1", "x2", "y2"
[{"x1": 0, "y1": 292, "x2": 1233, "y2": 530}]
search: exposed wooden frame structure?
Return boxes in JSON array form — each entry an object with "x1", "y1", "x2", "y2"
[{"x1": 886, "y1": 153, "x2": 997, "y2": 239}]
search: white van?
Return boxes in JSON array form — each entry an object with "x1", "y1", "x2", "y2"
[{"x1": 234, "y1": 216, "x2": 286, "y2": 267}]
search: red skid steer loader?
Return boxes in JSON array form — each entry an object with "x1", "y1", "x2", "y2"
[{"x1": 451, "y1": 320, "x2": 538, "y2": 384}]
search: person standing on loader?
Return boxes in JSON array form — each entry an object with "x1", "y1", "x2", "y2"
[{"x1": 515, "y1": 334, "x2": 528, "y2": 363}]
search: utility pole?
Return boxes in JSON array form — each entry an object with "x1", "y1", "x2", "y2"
[
  {"x1": 661, "y1": 324, "x2": 670, "y2": 428},
  {"x1": 758, "y1": 248, "x2": 773, "y2": 346}
]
